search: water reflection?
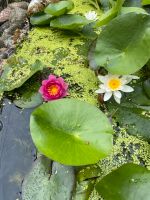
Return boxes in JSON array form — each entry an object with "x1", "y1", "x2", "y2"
[{"x1": 0, "y1": 99, "x2": 36, "y2": 200}]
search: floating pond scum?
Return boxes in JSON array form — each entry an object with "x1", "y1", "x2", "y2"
[{"x1": 0, "y1": 0, "x2": 150, "y2": 199}]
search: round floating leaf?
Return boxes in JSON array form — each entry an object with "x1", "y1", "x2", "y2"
[
  {"x1": 50, "y1": 14, "x2": 88, "y2": 30},
  {"x1": 0, "y1": 59, "x2": 44, "y2": 92},
  {"x1": 44, "y1": 0, "x2": 74, "y2": 16},
  {"x1": 96, "y1": 163, "x2": 150, "y2": 200},
  {"x1": 30, "y1": 99, "x2": 113, "y2": 166},
  {"x1": 13, "y1": 75, "x2": 43, "y2": 109},
  {"x1": 106, "y1": 81, "x2": 150, "y2": 141},
  {"x1": 30, "y1": 13, "x2": 52, "y2": 25},
  {"x1": 14, "y1": 93, "x2": 43, "y2": 109},
  {"x1": 94, "y1": 13, "x2": 150, "y2": 74}
]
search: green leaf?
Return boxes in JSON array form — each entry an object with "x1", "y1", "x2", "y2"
[
  {"x1": 44, "y1": 0, "x2": 74, "y2": 16},
  {"x1": 95, "y1": 163, "x2": 150, "y2": 200},
  {"x1": 14, "y1": 93, "x2": 43, "y2": 109},
  {"x1": 30, "y1": 13, "x2": 52, "y2": 25},
  {"x1": 99, "y1": 0, "x2": 110, "y2": 11},
  {"x1": 143, "y1": 78, "x2": 150, "y2": 98},
  {"x1": 22, "y1": 156, "x2": 52, "y2": 200},
  {"x1": 50, "y1": 14, "x2": 88, "y2": 31},
  {"x1": 22, "y1": 156, "x2": 75, "y2": 200},
  {"x1": 107, "y1": 103, "x2": 150, "y2": 141},
  {"x1": 48, "y1": 162, "x2": 75, "y2": 200},
  {"x1": 120, "y1": 7, "x2": 147, "y2": 14},
  {"x1": 142, "y1": 0, "x2": 150, "y2": 6},
  {"x1": 81, "y1": 22, "x2": 98, "y2": 39},
  {"x1": 94, "y1": 13, "x2": 150, "y2": 74},
  {"x1": 123, "y1": 0, "x2": 141, "y2": 7},
  {"x1": 30, "y1": 99, "x2": 114, "y2": 166},
  {"x1": 13, "y1": 74, "x2": 43, "y2": 109},
  {"x1": 77, "y1": 164, "x2": 101, "y2": 182},
  {"x1": 72, "y1": 179, "x2": 95, "y2": 200},
  {"x1": 0, "y1": 59, "x2": 44, "y2": 92},
  {"x1": 96, "y1": 0, "x2": 124, "y2": 27}
]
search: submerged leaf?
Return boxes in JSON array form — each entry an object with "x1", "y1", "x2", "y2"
[
  {"x1": 94, "y1": 13, "x2": 150, "y2": 74},
  {"x1": 30, "y1": 99, "x2": 114, "y2": 166},
  {"x1": 96, "y1": 163, "x2": 150, "y2": 200}
]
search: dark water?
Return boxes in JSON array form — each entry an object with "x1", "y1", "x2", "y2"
[{"x1": 0, "y1": 99, "x2": 36, "y2": 200}]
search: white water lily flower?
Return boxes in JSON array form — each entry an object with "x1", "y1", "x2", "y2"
[
  {"x1": 85, "y1": 11, "x2": 98, "y2": 21},
  {"x1": 95, "y1": 74, "x2": 139, "y2": 104}
]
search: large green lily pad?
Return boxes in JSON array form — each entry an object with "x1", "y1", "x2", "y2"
[
  {"x1": 96, "y1": 163, "x2": 150, "y2": 200},
  {"x1": 94, "y1": 13, "x2": 150, "y2": 74},
  {"x1": 30, "y1": 99, "x2": 114, "y2": 166}
]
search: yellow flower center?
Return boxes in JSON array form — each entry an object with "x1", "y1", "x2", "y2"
[
  {"x1": 48, "y1": 85, "x2": 59, "y2": 96},
  {"x1": 108, "y1": 78, "x2": 121, "y2": 90}
]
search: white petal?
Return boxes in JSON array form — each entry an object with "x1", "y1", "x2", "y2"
[
  {"x1": 95, "y1": 89, "x2": 105, "y2": 94},
  {"x1": 127, "y1": 75, "x2": 140, "y2": 80},
  {"x1": 104, "y1": 92, "x2": 112, "y2": 101},
  {"x1": 113, "y1": 90, "x2": 122, "y2": 99},
  {"x1": 98, "y1": 75, "x2": 107, "y2": 83},
  {"x1": 121, "y1": 85, "x2": 134, "y2": 93},
  {"x1": 121, "y1": 75, "x2": 140, "y2": 84},
  {"x1": 107, "y1": 74, "x2": 120, "y2": 79},
  {"x1": 101, "y1": 83, "x2": 111, "y2": 92},
  {"x1": 114, "y1": 95, "x2": 121, "y2": 104}
]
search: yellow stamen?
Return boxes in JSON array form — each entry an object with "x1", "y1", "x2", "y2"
[
  {"x1": 108, "y1": 79, "x2": 121, "y2": 90},
  {"x1": 48, "y1": 85, "x2": 59, "y2": 96}
]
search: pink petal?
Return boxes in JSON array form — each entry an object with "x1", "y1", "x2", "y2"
[
  {"x1": 42, "y1": 80, "x2": 49, "y2": 86},
  {"x1": 39, "y1": 86, "x2": 44, "y2": 94},
  {"x1": 48, "y1": 75, "x2": 57, "y2": 81}
]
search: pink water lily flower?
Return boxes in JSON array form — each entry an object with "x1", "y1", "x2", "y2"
[{"x1": 39, "y1": 75, "x2": 68, "y2": 101}]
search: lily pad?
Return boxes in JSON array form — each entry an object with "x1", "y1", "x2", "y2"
[
  {"x1": 14, "y1": 93, "x2": 43, "y2": 109},
  {"x1": 22, "y1": 157, "x2": 75, "y2": 200},
  {"x1": 94, "y1": 13, "x2": 150, "y2": 74},
  {"x1": 44, "y1": 0, "x2": 74, "y2": 16},
  {"x1": 50, "y1": 14, "x2": 88, "y2": 31},
  {"x1": 13, "y1": 74, "x2": 43, "y2": 109},
  {"x1": 30, "y1": 13, "x2": 52, "y2": 26},
  {"x1": 95, "y1": 163, "x2": 150, "y2": 200},
  {"x1": 30, "y1": 99, "x2": 114, "y2": 166},
  {"x1": 107, "y1": 102, "x2": 150, "y2": 141},
  {"x1": 0, "y1": 59, "x2": 44, "y2": 92}
]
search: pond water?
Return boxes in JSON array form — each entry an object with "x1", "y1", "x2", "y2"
[{"x1": 0, "y1": 99, "x2": 36, "y2": 200}]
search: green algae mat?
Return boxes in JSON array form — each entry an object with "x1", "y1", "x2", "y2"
[{"x1": 0, "y1": 0, "x2": 150, "y2": 199}]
